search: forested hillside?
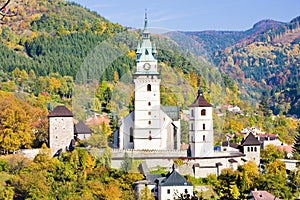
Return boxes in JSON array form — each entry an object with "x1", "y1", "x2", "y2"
[
  {"x1": 183, "y1": 17, "x2": 300, "y2": 115},
  {"x1": 0, "y1": 0, "x2": 243, "y2": 140}
]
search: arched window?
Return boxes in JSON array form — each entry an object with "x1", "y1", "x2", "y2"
[
  {"x1": 251, "y1": 147, "x2": 253, "y2": 152},
  {"x1": 201, "y1": 109, "x2": 206, "y2": 116},
  {"x1": 147, "y1": 84, "x2": 151, "y2": 91},
  {"x1": 247, "y1": 147, "x2": 250, "y2": 152},
  {"x1": 254, "y1": 147, "x2": 257, "y2": 152},
  {"x1": 203, "y1": 123, "x2": 206, "y2": 130},
  {"x1": 148, "y1": 102, "x2": 151, "y2": 106},
  {"x1": 191, "y1": 109, "x2": 194, "y2": 117},
  {"x1": 129, "y1": 127, "x2": 133, "y2": 143},
  {"x1": 203, "y1": 135, "x2": 206, "y2": 141}
]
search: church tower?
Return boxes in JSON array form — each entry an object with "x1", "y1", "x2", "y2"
[
  {"x1": 133, "y1": 12, "x2": 161, "y2": 150},
  {"x1": 189, "y1": 89, "x2": 214, "y2": 157}
]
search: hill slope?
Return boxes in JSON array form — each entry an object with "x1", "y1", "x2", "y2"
[{"x1": 181, "y1": 17, "x2": 300, "y2": 115}]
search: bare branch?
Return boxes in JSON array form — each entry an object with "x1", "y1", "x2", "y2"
[
  {"x1": 0, "y1": 0, "x2": 11, "y2": 12},
  {"x1": 0, "y1": 0, "x2": 17, "y2": 23}
]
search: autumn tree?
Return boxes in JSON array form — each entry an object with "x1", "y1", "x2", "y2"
[
  {"x1": 257, "y1": 160, "x2": 293, "y2": 199},
  {"x1": 237, "y1": 161, "x2": 259, "y2": 198},
  {"x1": 216, "y1": 168, "x2": 240, "y2": 199},
  {"x1": 261, "y1": 144, "x2": 284, "y2": 164},
  {"x1": 140, "y1": 186, "x2": 155, "y2": 200},
  {"x1": 0, "y1": 93, "x2": 32, "y2": 153}
]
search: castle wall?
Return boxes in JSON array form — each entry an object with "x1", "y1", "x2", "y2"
[{"x1": 49, "y1": 116, "x2": 74, "y2": 155}]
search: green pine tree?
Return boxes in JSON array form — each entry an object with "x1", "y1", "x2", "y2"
[{"x1": 292, "y1": 123, "x2": 300, "y2": 155}]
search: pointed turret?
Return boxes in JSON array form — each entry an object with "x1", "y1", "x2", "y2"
[
  {"x1": 136, "y1": 10, "x2": 156, "y2": 63},
  {"x1": 189, "y1": 88, "x2": 212, "y2": 107}
]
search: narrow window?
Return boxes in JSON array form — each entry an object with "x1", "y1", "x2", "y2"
[
  {"x1": 129, "y1": 127, "x2": 133, "y2": 142},
  {"x1": 185, "y1": 189, "x2": 188, "y2": 193},
  {"x1": 254, "y1": 147, "x2": 257, "y2": 152},
  {"x1": 251, "y1": 147, "x2": 253, "y2": 152},
  {"x1": 191, "y1": 109, "x2": 194, "y2": 117},
  {"x1": 247, "y1": 147, "x2": 250, "y2": 152},
  {"x1": 148, "y1": 111, "x2": 151, "y2": 115},
  {"x1": 203, "y1": 123, "x2": 206, "y2": 130},
  {"x1": 167, "y1": 189, "x2": 170, "y2": 194},
  {"x1": 203, "y1": 135, "x2": 206, "y2": 141},
  {"x1": 148, "y1": 102, "x2": 151, "y2": 106},
  {"x1": 147, "y1": 84, "x2": 151, "y2": 91},
  {"x1": 191, "y1": 123, "x2": 194, "y2": 131},
  {"x1": 201, "y1": 109, "x2": 206, "y2": 116},
  {"x1": 148, "y1": 120, "x2": 151, "y2": 125}
]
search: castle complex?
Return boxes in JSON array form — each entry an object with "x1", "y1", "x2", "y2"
[{"x1": 47, "y1": 14, "x2": 261, "y2": 179}]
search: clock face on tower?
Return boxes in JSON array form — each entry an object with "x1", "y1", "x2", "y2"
[{"x1": 143, "y1": 63, "x2": 151, "y2": 70}]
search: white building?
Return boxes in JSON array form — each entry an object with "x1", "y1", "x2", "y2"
[
  {"x1": 158, "y1": 169, "x2": 193, "y2": 200},
  {"x1": 189, "y1": 89, "x2": 214, "y2": 157},
  {"x1": 114, "y1": 13, "x2": 180, "y2": 150}
]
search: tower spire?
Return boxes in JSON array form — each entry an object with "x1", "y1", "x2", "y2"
[{"x1": 143, "y1": 8, "x2": 149, "y2": 37}]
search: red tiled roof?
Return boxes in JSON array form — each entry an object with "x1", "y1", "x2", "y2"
[
  {"x1": 48, "y1": 106, "x2": 73, "y2": 117},
  {"x1": 189, "y1": 95, "x2": 212, "y2": 107},
  {"x1": 257, "y1": 134, "x2": 277, "y2": 138},
  {"x1": 277, "y1": 145, "x2": 293, "y2": 153},
  {"x1": 86, "y1": 114, "x2": 110, "y2": 126}
]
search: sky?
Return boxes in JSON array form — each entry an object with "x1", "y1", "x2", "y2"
[{"x1": 70, "y1": 0, "x2": 300, "y2": 31}]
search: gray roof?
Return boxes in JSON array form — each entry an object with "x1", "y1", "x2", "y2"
[
  {"x1": 160, "y1": 170, "x2": 192, "y2": 186},
  {"x1": 242, "y1": 132, "x2": 261, "y2": 146},
  {"x1": 147, "y1": 174, "x2": 164, "y2": 184},
  {"x1": 161, "y1": 106, "x2": 180, "y2": 121},
  {"x1": 48, "y1": 106, "x2": 73, "y2": 117},
  {"x1": 221, "y1": 141, "x2": 240, "y2": 149},
  {"x1": 74, "y1": 121, "x2": 92, "y2": 134}
]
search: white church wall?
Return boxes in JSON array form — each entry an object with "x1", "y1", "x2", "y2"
[
  {"x1": 134, "y1": 118, "x2": 161, "y2": 128},
  {"x1": 119, "y1": 112, "x2": 134, "y2": 149},
  {"x1": 134, "y1": 102, "x2": 160, "y2": 110},
  {"x1": 135, "y1": 110, "x2": 160, "y2": 120}
]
